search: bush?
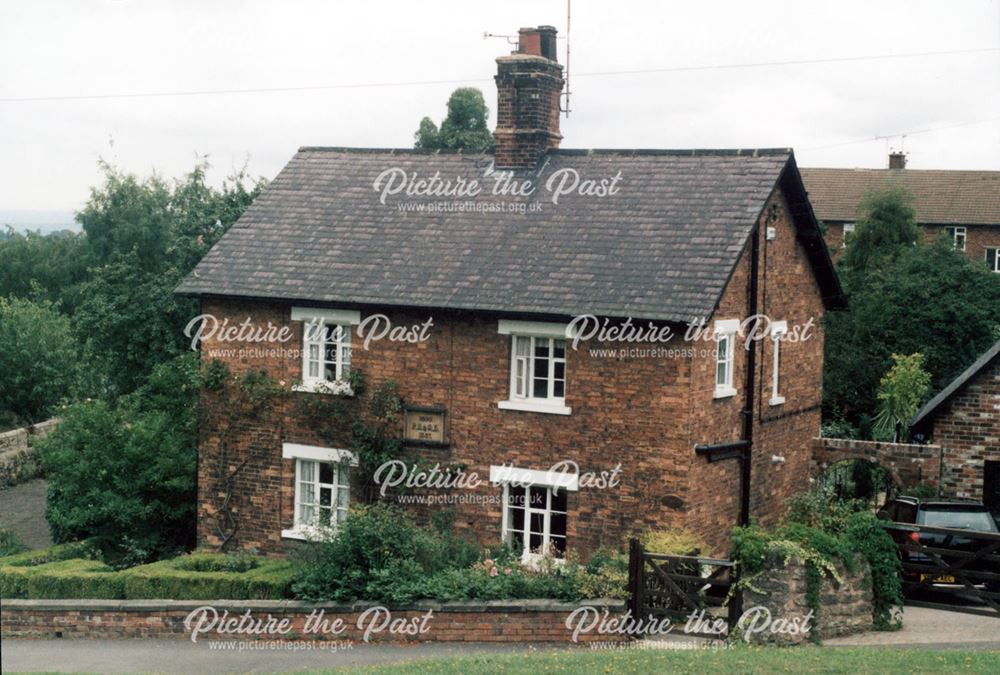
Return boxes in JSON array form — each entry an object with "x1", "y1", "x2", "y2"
[
  {"x1": 38, "y1": 354, "x2": 199, "y2": 567},
  {"x1": 0, "y1": 296, "x2": 81, "y2": 424},
  {"x1": 292, "y1": 503, "x2": 478, "y2": 602},
  {"x1": 0, "y1": 529, "x2": 26, "y2": 557},
  {"x1": 640, "y1": 529, "x2": 708, "y2": 556},
  {"x1": 121, "y1": 554, "x2": 294, "y2": 600},
  {"x1": 0, "y1": 546, "x2": 294, "y2": 600},
  {"x1": 733, "y1": 488, "x2": 904, "y2": 635}
]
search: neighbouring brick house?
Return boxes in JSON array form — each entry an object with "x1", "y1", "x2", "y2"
[
  {"x1": 176, "y1": 26, "x2": 845, "y2": 558},
  {"x1": 801, "y1": 156, "x2": 1000, "y2": 270},
  {"x1": 912, "y1": 339, "x2": 1000, "y2": 514}
]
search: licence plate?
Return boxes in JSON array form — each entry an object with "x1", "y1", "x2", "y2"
[{"x1": 921, "y1": 574, "x2": 956, "y2": 584}]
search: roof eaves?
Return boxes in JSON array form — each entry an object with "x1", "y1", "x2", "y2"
[{"x1": 912, "y1": 339, "x2": 1000, "y2": 427}]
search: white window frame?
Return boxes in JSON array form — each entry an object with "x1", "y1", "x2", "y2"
[
  {"x1": 842, "y1": 222, "x2": 855, "y2": 247},
  {"x1": 769, "y1": 320, "x2": 787, "y2": 406},
  {"x1": 714, "y1": 319, "x2": 739, "y2": 399},
  {"x1": 491, "y1": 465, "x2": 576, "y2": 564},
  {"x1": 281, "y1": 443, "x2": 358, "y2": 540},
  {"x1": 946, "y1": 226, "x2": 967, "y2": 251},
  {"x1": 291, "y1": 307, "x2": 360, "y2": 394},
  {"x1": 986, "y1": 248, "x2": 1000, "y2": 273},
  {"x1": 497, "y1": 320, "x2": 572, "y2": 415}
]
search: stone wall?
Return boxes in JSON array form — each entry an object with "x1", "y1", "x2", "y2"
[
  {"x1": 0, "y1": 598, "x2": 628, "y2": 644},
  {"x1": 743, "y1": 553, "x2": 872, "y2": 644},
  {"x1": 0, "y1": 419, "x2": 58, "y2": 488},
  {"x1": 810, "y1": 437, "x2": 942, "y2": 492}
]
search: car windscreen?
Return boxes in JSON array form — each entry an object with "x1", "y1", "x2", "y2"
[{"x1": 918, "y1": 507, "x2": 999, "y2": 532}]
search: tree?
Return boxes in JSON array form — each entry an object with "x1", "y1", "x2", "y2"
[
  {"x1": 39, "y1": 354, "x2": 200, "y2": 567},
  {"x1": 824, "y1": 236, "x2": 1000, "y2": 428},
  {"x1": 0, "y1": 297, "x2": 81, "y2": 426},
  {"x1": 414, "y1": 88, "x2": 494, "y2": 152},
  {"x1": 873, "y1": 353, "x2": 931, "y2": 441},
  {"x1": 0, "y1": 228, "x2": 90, "y2": 313},
  {"x1": 72, "y1": 161, "x2": 264, "y2": 394},
  {"x1": 840, "y1": 187, "x2": 919, "y2": 274}
]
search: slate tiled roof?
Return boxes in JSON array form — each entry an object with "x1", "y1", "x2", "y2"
[
  {"x1": 177, "y1": 147, "x2": 840, "y2": 322},
  {"x1": 912, "y1": 339, "x2": 1000, "y2": 428},
  {"x1": 800, "y1": 168, "x2": 1000, "y2": 226}
]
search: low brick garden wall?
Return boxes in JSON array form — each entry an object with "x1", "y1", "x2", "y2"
[
  {"x1": 744, "y1": 553, "x2": 872, "y2": 644},
  {"x1": 0, "y1": 598, "x2": 629, "y2": 644},
  {"x1": 0, "y1": 419, "x2": 58, "y2": 488}
]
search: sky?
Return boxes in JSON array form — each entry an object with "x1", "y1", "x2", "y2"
[{"x1": 0, "y1": 0, "x2": 998, "y2": 221}]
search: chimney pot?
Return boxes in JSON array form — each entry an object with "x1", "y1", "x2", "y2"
[{"x1": 889, "y1": 152, "x2": 907, "y2": 169}]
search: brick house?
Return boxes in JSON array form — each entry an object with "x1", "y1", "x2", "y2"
[
  {"x1": 801, "y1": 156, "x2": 1000, "y2": 270},
  {"x1": 176, "y1": 26, "x2": 844, "y2": 558},
  {"x1": 912, "y1": 339, "x2": 1000, "y2": 515}
]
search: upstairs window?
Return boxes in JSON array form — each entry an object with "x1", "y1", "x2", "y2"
[
  {"x1": 842, "y1": 223, "x2": 855, "y2": 247},
  {"x1": 987, "y1": 248, "x2": 1000, "y2": 273},
  {"x1": 498, "y1": 321, "x2": 572, "y2": 415},
  {"x1": 946, "y1": 227, "x2": 967, "y2": 251},
  {"x1": 714, "y1": 319, "x2": 739, "y2": 399},
  {"x1": 291, "y1": 308, "x2": 360, "y2": 394},
  {"x1": 770, "y1": 321, "x2": 787, "y2": 406}
]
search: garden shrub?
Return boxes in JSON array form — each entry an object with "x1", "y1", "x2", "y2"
[
  {"x1": 639, "y1": 529, "x2": 708, "y2": 556},
  {"x1": 0, "y1": 529, "x2": 26, "y2": 557},
  {"x1": 38, "y1": 354, "x2": 200, "y2": 568},
  {"x1": 732, "y1": 488, "x2": 904, "y2": 638},
  {"x1": 121, "y1": 554, "x2": 294, "y2": 600},
  {"x1": 0, "y1": 546, "x2": 294, "y2": 600}
]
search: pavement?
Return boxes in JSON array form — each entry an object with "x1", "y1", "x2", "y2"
[
  {"x1": 0, "y1": 479, "x2": 52, "y2": 550},
  {"x1": 3, "y1": 606, "x2": 999, "y2": 673}
]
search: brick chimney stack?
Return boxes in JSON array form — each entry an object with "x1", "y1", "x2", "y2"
[
  {"x1": 493, "y1": 26, "x2": 564, "y2": 169},
  {"x1": 889, "y1": 152, "x2": 907, "y2": 169}
]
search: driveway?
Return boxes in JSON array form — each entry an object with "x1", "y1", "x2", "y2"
[
  {"x1": 0, "y1": 479, "x2": 51, "y2": 549},
  {"x1": 825, "y1": 605, "x2": 1000, "y2": 650}
]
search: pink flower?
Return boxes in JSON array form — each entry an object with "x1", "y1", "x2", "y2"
[
  {"x1": 489, "y1": 566, "x2": 499, "y2": 577},
  {"x1": 504, "y1": 567, "x2": 512, "y2": 576}
]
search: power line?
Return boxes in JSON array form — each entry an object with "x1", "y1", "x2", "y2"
[
  {"x1": 803, "y1": 116, "x2": 1000, "y2": 151},
  {"x1": 0, "y1": 47, "x2": 996, "y2": 103}
]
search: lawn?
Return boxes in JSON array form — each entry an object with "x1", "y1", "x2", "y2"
[{"x1": 329, "y1": 646, "x2": 1000, "y2": 674}]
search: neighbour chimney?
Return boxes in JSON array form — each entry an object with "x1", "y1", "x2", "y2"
[
  {"x1": 889, "y1": 152, "x2": 907, "y2": 169},
  {"x1": 493, "y1": 26, "x2": 564, "y2": 169}
]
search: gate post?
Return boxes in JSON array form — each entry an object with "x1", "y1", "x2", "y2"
[{"x1": 628, "y1": 537, "x2": 642, "y2": 619}]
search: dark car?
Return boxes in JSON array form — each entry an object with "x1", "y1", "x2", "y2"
[{"x1": 878, "y1": 496, "x2": 999, "y2": 590}]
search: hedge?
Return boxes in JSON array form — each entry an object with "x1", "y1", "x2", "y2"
[{"x1": 0, "y1": 548, "x2": 294, "y2": 600}]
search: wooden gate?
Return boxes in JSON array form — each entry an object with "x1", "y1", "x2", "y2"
[
  {"x1": 883, "y1": 522, "x2": 1000, "y2": 617},
  {"x1": 627, "y1": 538, "x2": 740, "y2": 637}
]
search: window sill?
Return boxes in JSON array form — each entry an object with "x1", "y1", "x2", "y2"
[
  {"x1": 769, "y1": 395, "x2": 786, "y2": 407},
  {"x1": 498, "y1": 399, "x2": 571, "y2": 416},
  {"x1": 713, "y1": 387, "x2": 737, "y2": 399},
  {"x1": 282, "y1": 525, "x2": 338, "y2": 541},
  {"x1": 292, "y1": 380, "x2": 354, "y2": 396},
  {"x1": 281, "y1": 528, "x2": 310, "y2": 541}
]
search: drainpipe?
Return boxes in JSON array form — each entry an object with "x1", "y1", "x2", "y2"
[{"x1": 739, "y1": 223, "x2": 761, "y2": 528}]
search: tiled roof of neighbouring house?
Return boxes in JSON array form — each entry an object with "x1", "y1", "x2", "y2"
[
  {"x1": 912, "y1": 339, "x2": 1000, "y2": 428},
  {"x1": 176, "y1": 147, "x2": 843, "y2": 322},
  {"x1": 800, "y1": 168, "x2": 1000, "y2": 226}
]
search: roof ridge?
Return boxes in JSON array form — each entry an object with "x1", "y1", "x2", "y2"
[{"x1": 297, "y1": 146, "x2": 793, "y2": 158}]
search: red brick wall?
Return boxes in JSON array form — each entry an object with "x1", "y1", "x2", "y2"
[
  {"x1": 823, "y1": 220, "x2": 1000, "y2": 269},
  {"x1": 0, "y1": 601, "x2": 628, "y2": 644},
  {"x1": 922, "y1": 225, "x2": 1000, "y2": 270},
  {"x1": 686, "y1": 190, "x2": 826, "y2": 550},
  {"x1": 810, "y1": 437, "x2": 943, "y2": 491},
  {"x1": 926, "y1": 357, "x2": 1000, "y2": 500},
  {"x1": 195, "y1": 184, "x2": 827, "y2": 559}
]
